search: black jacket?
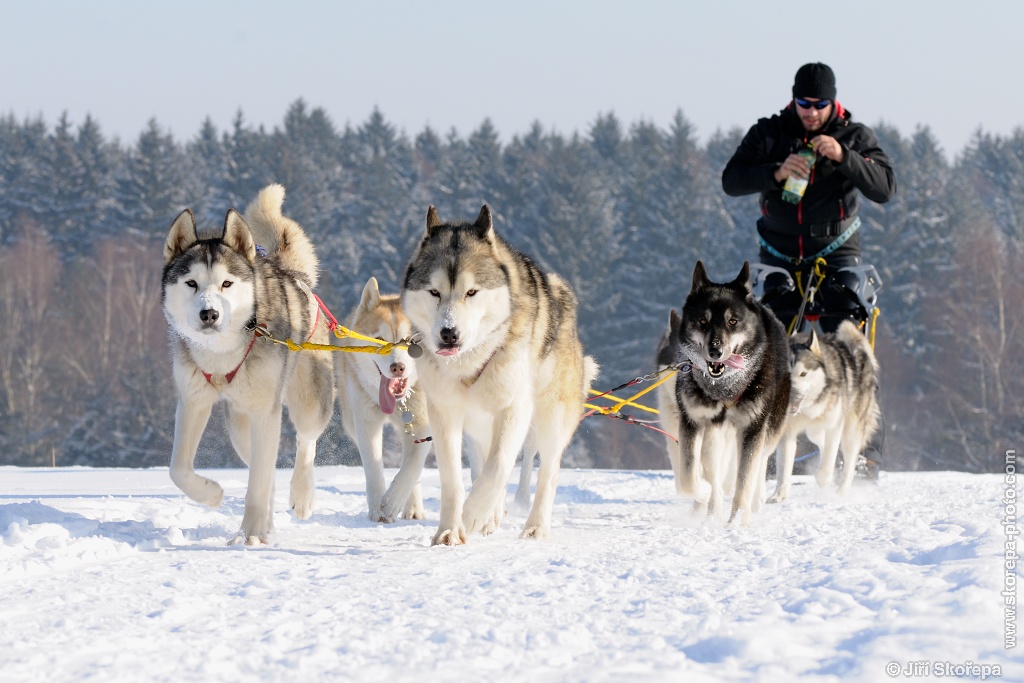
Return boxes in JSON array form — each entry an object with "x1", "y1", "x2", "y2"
[{"x1": 722, "y1": 102, "x2": 896, "y2": 253}]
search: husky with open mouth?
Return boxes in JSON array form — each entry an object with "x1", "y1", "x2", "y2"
[
  {"x1": 665, "y1": 261, "x2": 791, "y2": 525},
  {"x1": 401, "y1": 205, "x2": 598, "y2": 545},
  {"x1": 336, "y1": 277, "x2": 431, "y2": 523}
]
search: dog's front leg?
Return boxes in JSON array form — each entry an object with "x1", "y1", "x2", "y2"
[
  {"x1": 430, "y1": 408, "x2": 466, "y2": 546},
  {"x1": 815, "y1": 431, "x2": 842, "y2": 490},
  {"x1": 768, "y1": 431, "x2": 799, "y2": 504},
  {"x1": 235, "y1": 403, "x2": 283, "y2": 546},
  {"x1": 728, "y1": 431, "x2": 767, "y2": 527},
  {"x1": 678, "y1": 424, "x2": 711, "y2": 513},
  {"x1": 463, "y1": 404, "x2": 532, "y2": 536},
  {"x1": 381, "y1": 430, "x2": 430, "y2": 521},
  {"x1": 353, "y1": 409, "x2": 389, "y2": 523},
  {"x1": 514, "y1": 447, "x2": 536, "y2": 510},
  {"x1": 169, "y1": 397, "x2": 222, "y2": 508}
]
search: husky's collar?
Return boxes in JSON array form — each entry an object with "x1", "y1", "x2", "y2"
[
  {"x1": 201, "y1": 332, "x2": 258, "y2": 387},
  {"x1": 722, "y1": 382, "x2": 751, "y2": 409},
  {"x1": 461, "y1": 349, "x2": 498, "y2": 388}
]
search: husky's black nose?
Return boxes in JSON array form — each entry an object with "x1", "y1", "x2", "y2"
[
  {"x1": 439, "y1": 327, "x2": 460, "y2": 346},
  {"x1": 390, "y1": 362, "x2": 406, "y2": 377},
  {"x1": 199, "y1": 308, "x2": 220, "y2": 325},
  {"x1": 707, "y1": 341, "x2": 724, "y2": 360}
]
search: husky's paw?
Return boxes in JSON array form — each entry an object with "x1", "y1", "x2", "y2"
[
  {"x1": 431, "y1": 526, "x2": 466, "y2": 546},
  {"x1": 462, "y1": 491, "x2": 502, "y2": 535},
  {"x1": 815, "y1": 470, "x2": 833, "y2": 489},
  {"x1": 379, "y1": 495, "x2": 406, "y2": 522},
  {"x1": 520, "y1": 523, "x2": 550, "y2": 540},
  {"x1": 229, "y1": 529, "x2": 270, "y2": 547},
  {"x1": 693, "y1": 480, "x2": 713, "y2": 505},
  {"x1": 402, "y1": 501, "x2": 425, "y2": 520},
  {"x1": 767, "y1": 489, "x2": 789, "y2": 504},
  {"x1": 180, "y1": 476, "x2": 224, "y2": 509},
  {"x1": 726, "y1": 510, "x2": 751, "y2": 528},
  {"x1": 368, "y1": 507, "x2": 395, "y2": 525},
  {"x1": 235, "y1": 507, "x2": 274, "y2": 546},
  {"x1": 478, "y1": 511, "x2": 502, "y2": 536},
  {"x1": 289, "y1": 482, "x2": 316, "y2": 520}
]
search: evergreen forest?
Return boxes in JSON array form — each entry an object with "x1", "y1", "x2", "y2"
[{"x1": 1, "y1": 101, "x2": 1020, "y2": 473}]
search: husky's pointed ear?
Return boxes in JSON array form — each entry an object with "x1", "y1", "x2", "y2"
[
  {"x1": 360, "y1": 277, "x2": 381, "y2": 311},
  {"x1": 425, "y1": 205, "x2": 443, "y2": 236},
  {"x1": 668, "y1": 308, "x2": 682, "y2": 342},
  {"x1": 808, "y1": 329, "x2": 822, "y2": 356},
  {"x1": 222, "y1": 209, "x2": 257, "y2": 263},
  {"x1": 474, "y1": 205, "x2": 494, "y2": 240},
  {"x1": 691, "y1": 260, "x2": 711, "y2": 292},
  {"x1": 164, "y1": 209, "x2": 198, "y2": 263},
  {"x1": 731, "y1": 261, "x2": 753, "y2": 298}
]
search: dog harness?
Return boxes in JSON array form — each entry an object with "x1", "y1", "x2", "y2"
[
  {"x1": 461, "y1": 350, "x2": 498, "y2": 388},
  {"x1": 200, "y1": 282, "x2": 323, "y2": 387},
  {"x1": 201, "y1": 332, "x2": 258, "y2": 386}
]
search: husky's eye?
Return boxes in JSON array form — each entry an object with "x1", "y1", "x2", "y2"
[
  {"x1": 222, "y1": 281, "x2": 232, "y2": 289},
  {"x1": 698, "y1": 317, "x2": 708, "y2": 327},
  {"x1": 466, "y1": 289, "x2": 478, "y2": 298},
  {"x1": 800, "y1": 371, "x2": 807, "y2": 377},
  {"x1": 185, "y1": 280, "x2": 197, "y2": 290},
  {"x1": 728, "y1": 318, "x2": 738, "y2": 327},
  {"x1": 429, "y1": 289, "x2": 440, "y2": 298}
]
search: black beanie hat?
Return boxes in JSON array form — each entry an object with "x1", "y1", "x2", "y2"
[{"x1": 792, "y1": 63, "x2": 837, "y2": 101}]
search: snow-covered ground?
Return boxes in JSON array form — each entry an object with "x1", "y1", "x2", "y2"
[{"x1": 0, "y1": 465, "x2": 1019, "y2": 683}]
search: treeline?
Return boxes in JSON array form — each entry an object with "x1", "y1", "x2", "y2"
[{"x1": 0, "y1": 101, "x2": 1020, "y2": 472}]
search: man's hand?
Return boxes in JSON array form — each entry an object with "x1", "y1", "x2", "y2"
[
  {"x1": 811, "y1": 135, "x2": 845, "y2": 163},
  {"x1": 773, "y1": 153, "x2": 812, "y2": 183}
]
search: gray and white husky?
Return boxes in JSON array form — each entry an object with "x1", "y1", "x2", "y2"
[
  {"x1": 770, "y1": 321, "x2": 880, "y2": 502},
  {"x1": 665, "y1": 261, "x2": 791, "y2": 525},
  {"x1": 401, "y1": 205, "x2": 598, "y2": 545},
  {"x1": 162, "y1": 184, "x2": 334, "y2": 545},
  {"x1": 336, "y1": 277, "x2": 430, "y2": 523}
]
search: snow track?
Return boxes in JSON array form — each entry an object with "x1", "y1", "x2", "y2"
[{"x1": 0, "y1": 467, "x2": 1018, "y2": 682}]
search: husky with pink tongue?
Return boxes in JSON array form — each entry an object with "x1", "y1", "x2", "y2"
[
  {"x1": 336, "y1": 277, "x2": 431, "y2": 523},
  {"x1": 663, "y1": 261, "x2": 791, "y2": 525}
]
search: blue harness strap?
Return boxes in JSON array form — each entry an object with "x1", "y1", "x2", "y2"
[{"x1": 759, "y1": 216, "x2": 862, "y2": 265}]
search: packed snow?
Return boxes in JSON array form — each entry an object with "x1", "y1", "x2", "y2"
[{"x1": 0, "y1": 465, "x2": 1019, "y2": 682}]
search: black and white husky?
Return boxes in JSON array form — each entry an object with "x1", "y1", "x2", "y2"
[
  {"x1": 663, "y1": 261, "x2": 791, "y2": 525},
  {"x1": 770, "y1": 321, "x2": 880, "y2": 502},
  {"x1": 161, "y1": 185, "x2": 334, "y2": 545}
]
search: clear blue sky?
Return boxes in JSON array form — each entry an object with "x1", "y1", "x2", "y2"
[{"x1": 3, "y1": 1, "x2": 1021, "y2": 160}]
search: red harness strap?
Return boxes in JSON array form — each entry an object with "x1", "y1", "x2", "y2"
[
  {"x1": 312, "y1": 293, "x2": 339, "y2": 333},
  {"x1": 202, "y1": 288, "x2": 335, "y2": 385},
  {"x1": 202, "y1": 333, "x2": 258, "y2": 385}
]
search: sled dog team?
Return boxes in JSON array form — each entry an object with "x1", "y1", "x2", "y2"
[{"x1": 162, "y1": 184, "x2": 879, "y2": 545}]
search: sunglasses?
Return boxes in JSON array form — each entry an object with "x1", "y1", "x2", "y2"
[{"x1": 795, "y1": 98, "x2": 832, "y2": 110}]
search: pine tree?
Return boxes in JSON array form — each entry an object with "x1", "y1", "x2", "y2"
[
  {"x1": 115, "y1": 118, "x2": 187, "y2": 236},
  {"x1": 184, "y1": 117, "x2": 231, "y2": 225}
]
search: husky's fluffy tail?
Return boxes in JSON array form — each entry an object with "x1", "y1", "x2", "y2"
[
  {"x1": 835, "y1": 320, "x2": 879, "y2": 371},
  {"x1": 582, "y1": 356, "x2": 600, "y2": 399},
  {"x1": 244, "y1": 184, "x2": 320, "y2": 288}
]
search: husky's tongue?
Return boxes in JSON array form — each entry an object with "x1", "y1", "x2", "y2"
[
  {"x1": 723, "y1": 353, "x2": 746, "y2": 370},
  {"x1": 378, "y1": 376, "x2": 400, "y2": 414}
]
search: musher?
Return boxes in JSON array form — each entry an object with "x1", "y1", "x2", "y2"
[{"x1": 721, "y1": 62, "x2": 896, "y2": 479}]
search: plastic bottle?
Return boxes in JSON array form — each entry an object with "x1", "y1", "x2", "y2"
[{"x1": 781, "y1": 144, "x2": 817, "y2": 204}]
